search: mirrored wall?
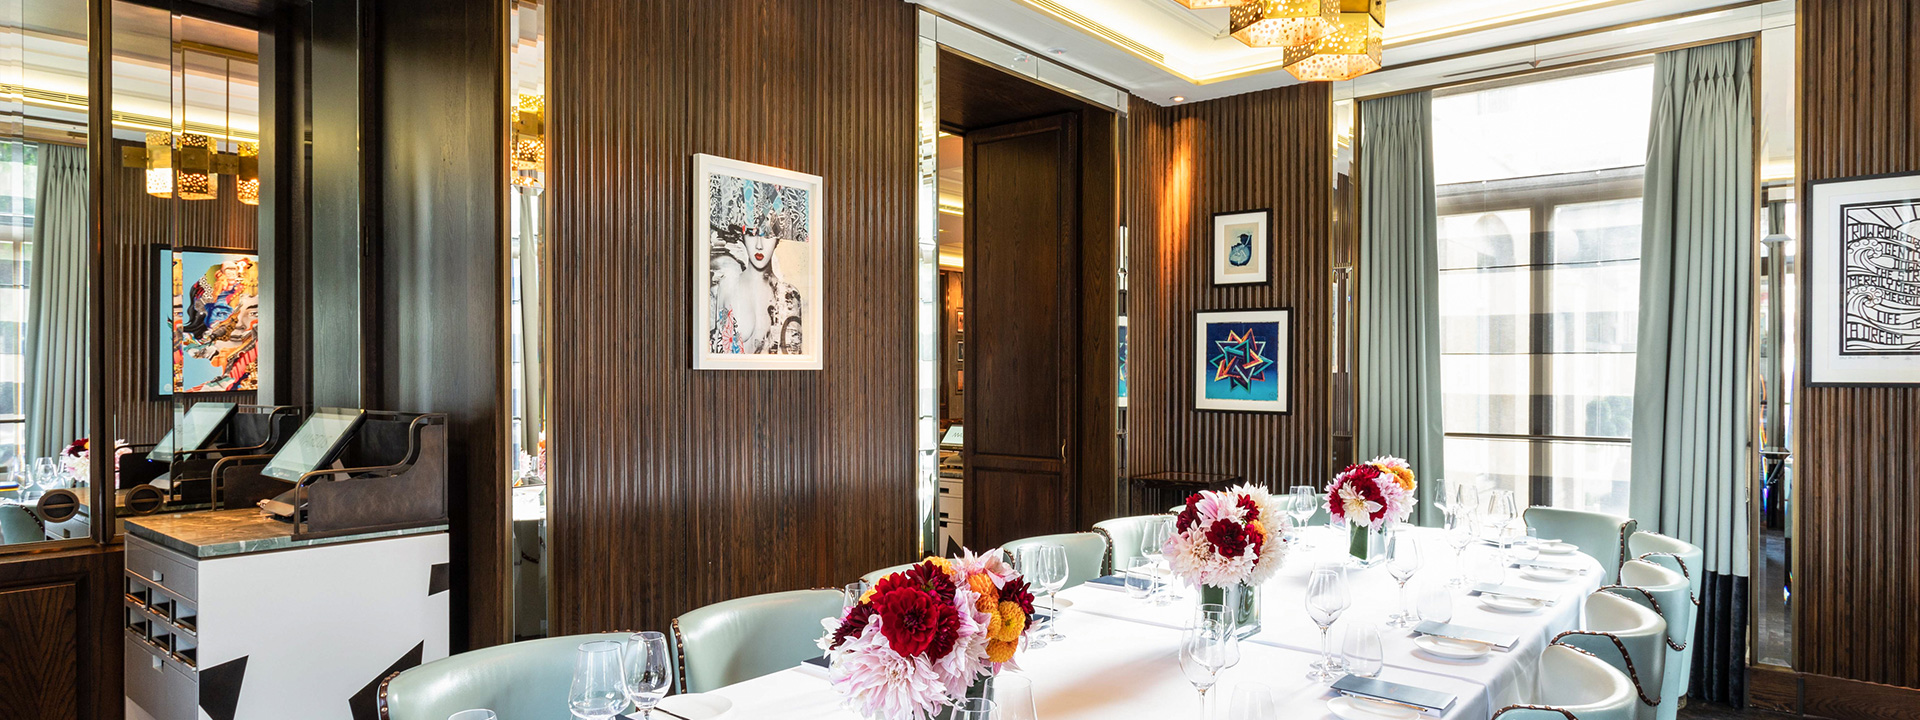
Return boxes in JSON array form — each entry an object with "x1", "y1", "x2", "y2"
[{"x1": 507, "y1": 0, "x2": 548, "y2": 641}]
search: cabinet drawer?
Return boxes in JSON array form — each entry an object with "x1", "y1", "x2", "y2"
[
  {"x1": 126, "y1": 536, "x2": 198, "y2": 604},
  {"x1": 125, "y1": 634, "x2": 196, "y2": 720}
]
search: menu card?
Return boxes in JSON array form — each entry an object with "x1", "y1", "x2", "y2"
[
  {"x1": 1331, "y1": 675, "x2": 1456, "y2": 717},
  {"x1": 1411, "y1": 620, "x2": 1518, "y2": 650}
]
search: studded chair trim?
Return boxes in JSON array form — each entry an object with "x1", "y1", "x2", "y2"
[
  {"x1": 1552, "y1": 631, "x2": 1660, "y2": 707},
  {"x1": 1491, "y1": 705, "x2": 1580, "y2": 720},
  {"x1": 1091, "y1": 526, "x2": 1116, "y2": 577},
  {"x1": 1635, "y1": 551, "x2": 1700, "y2": 607},
  {"x1": 671, "y1": 617, "x2": 691, "y2": 696},
  {"x1": 1600, "y1": 585, "x2": 1687, "y2": 651},
  {"x1": 377, "y1": 669, "x2": 402, "y2": 719}
]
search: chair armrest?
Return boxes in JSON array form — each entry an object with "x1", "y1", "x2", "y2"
[
  {"x1": 1492, "y1": 706, "x2": 1577, "y2": 720},
  {"x1": 1551, "y1": 631, "x2": 1659, "y2": 707}
]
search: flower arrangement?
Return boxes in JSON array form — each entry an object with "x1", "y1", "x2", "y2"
[
  {"x1": 59, "y1": 438, "x2": 89, "y2": 482},
  {"x1": 1326, "y1": 455, "x2": 1419, "y2": 531},
  {"x1": 1162, "y1": 484, "x2": 1289, "y2": 589},
  {"x1": 820, "y1": 550, "x2": 1035, "y2": 720}
]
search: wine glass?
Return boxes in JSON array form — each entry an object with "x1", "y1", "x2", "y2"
[
  {"x1": 1463, "y1": 543, "x2": 1508, "y2": 587},
  {"x1": 1304, "y1": 562, "x2": 1351, "y2": 683},
  {"x1": 990, "y1": 672, "x2": 1039, "y2": 720},
  {"x1": 623, "y1": 632, "x2": 671, "y2": 718},
  {"x1": 1122, "y1": 557, "x2": 1154, "y2": 600},
  {"x1": 1179, "y1": 622, "x2": 1238, "y2": 714},
  {"x1": 1036, "y1": 544, "x2": 1070, "y2": 641},
  {"x1": 950, "y1": 697, "x2": 997, "y2": 720},
  {"x1": 1445, "y1": 510, "x2": 1474, "y2": 588},
  {"x1": 1482, "y1": 490, "x2": 1518, "y2": 545},
  {"x1": 568, "y1": 641, "x2": 629, "y2": 720},
  {"x1": 1141, "y1": 519, "x2": 1170, "y2": 605},
  {"x1": 1227, "y1": 682, "x2": 1278, "y2": 720},
  {"x1": 1416, "y1": 580, "x2": 1454, "y2": 624},
  {"x1": 1343, "y1": 623, "x2": 1384, "y2": 679},
  {"x1": 1449, "y1": 483, "x2": 1480, "y2": 525},
  {"x1": 1384, "y1": 528, "x2": 1423, "y2": 628},
  {"x1": 1288, "y1": 486, "x2": 1317, "y2": 542},
  {"x1": 842, "y1": 580, "x2": 869, "y2": 611},
  {"x1": 33, "y1": 458, "x2": 59, "y2": 492}
]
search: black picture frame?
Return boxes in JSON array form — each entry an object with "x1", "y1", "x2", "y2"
[{"x1": 1802, "y1": 169, "x2": 1920, "y2": 387}]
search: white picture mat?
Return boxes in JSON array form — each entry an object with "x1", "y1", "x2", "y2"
[
  {"x1": 1808, "y1": 173, "x2": 1920, "y2": 384},
  {"x1": 1213, "y1": 210, "x2": 1269, "y2": 285},
  {"x1": 692, "y1": 153, "x2": 825, "y2": 370},
  {"x1": 1192, "y1": 308, "x2": 1291, "y2": 412}
]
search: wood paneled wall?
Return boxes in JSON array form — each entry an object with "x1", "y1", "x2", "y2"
[
  {"x1": 546, "y1": 0, "x2": 917, "y2": 633},
  {"x1": 0, "y1": 546, "x2": 123, "y2": 720},
  {"x1": 1125, "y1": 85, "x2": 1334, "y2": 490},
  {"x1": 1796, "y1": 0, "x2": 1920, "y2": 694},
  {"x1": 106, "y1": 140, "x2": 258, "y2": 446}
]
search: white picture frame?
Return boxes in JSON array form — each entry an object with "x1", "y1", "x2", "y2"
[
  {"x1": 692, "y1": 153, "x2": 825, "y2": 370},
  {"x1": 1193, "y1": 308, "x2": 1291, "y2": 413},
  {"x1": 1806, "y1": 171, "x2": 1920, "y2": 386},
  {"x1": 1211, "y1": 209, "x2": 1270, "y2": 286}
]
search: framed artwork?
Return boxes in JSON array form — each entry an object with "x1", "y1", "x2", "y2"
[
  {"x1": 155, "y1": 246, "x2": 262, "y2": 396},
  {"x1": 1211, "y1": 209, "x2": 1270, "y2": 286},
  {"x1": 1117, "y1": 316, "x2": 1129, "y2": 408},
  {"x1": 1807, "y1": 171, "x2": 1920, "y2": 385},
  {"x1": 693, "y1": 153, "x2": 824, "y2": 370},
  {"x1": 1193, "y1": 308, "x2": 1290, "y2": 413}
]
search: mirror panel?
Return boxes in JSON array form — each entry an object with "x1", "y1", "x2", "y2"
[{"x1": 508, "y1": 0, "x2": 547, "y2": 641}]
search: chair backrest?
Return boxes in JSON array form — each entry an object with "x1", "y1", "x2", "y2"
[
  {"x1": 1493, "y1": 644, "x2": 1636, "y2": 720},
  {"x1": 1609, "y1": 559, "x2": 1693, "y2": 720},
  {"x1": 379, "y1": 632, "x2": 629, "y2": 720},
  {"x1": 1001, "y1": 532, "x2": 1108, "y2": 589},
  {"x1": 860, "y1": 561, "x2": 922, "y2": 586},
  {"x1": 0, "y1": 505, "x2": 45, "y2": 544},
  {"x1": 1554, "y1": 591, "x2": 1666, "y2": 720},
  {"x1": 1523, "y1": 506, "x2": 1637, "y2": 583},
  {"x1": 673, "y1": 588, "x2": 842, "y2": 694},
  {"x1": 1092, "y1": 515, "x2": 1167, "y2": 575},
  {"x1": 1626, "y1": 530, "x2": 1702, "y2": 708}
]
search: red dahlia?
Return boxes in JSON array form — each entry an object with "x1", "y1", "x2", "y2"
[
  {"x1": 1176, "y1": 493, "x2": 1202, "y2": 532},
  {"x1": 872, "y1": 587, "x2": 957, "y2": 658},
  {"x1": 830, "y1": 602, "x2": 876, "y2": 649},
  {"x1": 999, "y1": 577, "x2": 1037, "y2": 616},
  {"x1": 1205, "y1": 518, "x2": 1249, "y2": 558}
]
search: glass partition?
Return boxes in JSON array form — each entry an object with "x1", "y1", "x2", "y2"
[{"x1": 507, "y1": 0, "x2": 548, "y2": 641}]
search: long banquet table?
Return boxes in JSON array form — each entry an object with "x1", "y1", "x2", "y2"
[{"x1": 703, "y1": 528, "x2": 1603, "y2": 719}]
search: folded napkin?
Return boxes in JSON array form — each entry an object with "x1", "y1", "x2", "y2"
[{"x1": 1331, "y1": 674, "x2": 1456, "y2": 717}]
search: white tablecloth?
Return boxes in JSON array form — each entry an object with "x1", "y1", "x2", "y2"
[{"x1": 702, "y1": 527, "x2": 1602, "y2": 719}]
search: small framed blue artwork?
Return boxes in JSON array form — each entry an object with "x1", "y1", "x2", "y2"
[
  {"x1": 1211, "y1": 209, "x2": 1270, "y2": 286},
  {"x1": 1193, "y1": 308, "x2": 1290, "y2": 413}
]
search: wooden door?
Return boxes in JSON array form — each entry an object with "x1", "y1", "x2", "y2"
[{"x1": 963, "y1": 113, "x2": 1080, "y2": 549}]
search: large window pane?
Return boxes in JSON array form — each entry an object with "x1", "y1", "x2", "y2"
[
  {"x1": 1439, "y1": 266, "x2": 1531, "y2": 354},
  {"x1": 1544, "y1": 262, "x2": 1640, "y2": 353},
  {"x1": 1443, "y1": 436, "x2": 1533, "y2": 507},
  {"x1": 1545, "y1": 353, "x2": 1636, "y2": 437},
  {"x1": 1441, "y1": 355, "x2": 1529, "y2": 435},
  {"x1": 1439, "y1": 209, "x2": 1530, "y2": 269},
  {"x1": 1547, "y1": 440, "x2": 1632, "y2": 517},
  {"x1": 1433, "y1": 65, "x2": 1655, "y2": 185}
]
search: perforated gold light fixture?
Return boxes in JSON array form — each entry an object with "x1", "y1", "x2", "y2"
[
  {"x1": 512, "y1": 92, "x2": 545, "y2": 188},
  {"x1": 1282, "y1": 0, "x2": 1383, "y2": 82},
  {"x1": 236, "y1": 142, "x2": 259, "y2": 205},
  {"x1": 144, "y1": 131, "x2": 173, "y2": 197},
  {"x1": 175, "y1": 133, "x2": 217, "y2": 200},
  {"x1": 1229, "y1": 0, "x2": 1337, "y2": 49},
  {"x1": 1172, "y1": 0, "x2": 1245, "y2": 8}
]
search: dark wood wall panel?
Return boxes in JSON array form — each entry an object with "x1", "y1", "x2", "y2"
[
  {"x1": 107, "y1": 139, "x2": 258, "y2": 446},
  {"x1": 546, "y1": 0, "x2": 916, "y2": 633},
  {"x1": 1126, "y1": 86, "x2": 1333, "y2": 491},
  {"x1": 0, "y1": 546, "x2": 124, "y2": 720},
  {"x1": 1796, "y1": 0, "x2": 1920, "y2": 692}
]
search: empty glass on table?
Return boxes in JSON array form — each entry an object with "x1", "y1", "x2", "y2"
[
  {"x1": 1288, "y1": 486, "x2": 1317, "y2": 544},
  {"x1": 623, "y1": 631, "x2": 671, "y2": 719},
  {"x1": 989, "y1": 672, "x2": 1039, "y2": 720},
  {"x1": 1304, "y1": 561, "x2": 1352, "y2": 683},
  {"x1": 568, "y1": 640, "x2": 629, "y2": 720},
  {"x1": 1416, "y1": 579, "x2": 1454, "y2": 624},
  {"x1": 1179, "y1": 614, "x2": 1240, "y2": 713},
  {"x1": 1227, "y1": 682, "x2": 1278, "y2": 720},
  {"x1": 1445, "y1": 510, "x2": 1475, "y2": 588},
  {"x1": 1142, "y1": 519, "x2": 1174, "y2": 605},
  {"x1": 1121, "y1": 556, "x2": 1154, "y2": 600},
  {"x1": 1343, "y1": 623, "x2": 1384, "y2": 679},
  {"x1": 950, "y1": 697, "x2": 998, "y2": 720},
  {"x1": 1384, "y1": 528, "x2": 1422, "y2": 628}
]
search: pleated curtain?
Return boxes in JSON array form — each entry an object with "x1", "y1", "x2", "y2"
[
  {"x1": 1357, "y1": 91, "x2": 1447, "y2": 526},
  {"x1": 1628, "y1": 38, "x2": 1753, "y2": 707},
  {"x1": 517, "y1": 186, "x2": 545, "y2": 453},
  {"x1": 23, "y1": 143, "x2": 89, "y2": 461}
]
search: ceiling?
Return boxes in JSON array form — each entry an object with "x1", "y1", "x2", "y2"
[{"x1": 915, "y1": 0, "x2": 1785, "y2": 105}]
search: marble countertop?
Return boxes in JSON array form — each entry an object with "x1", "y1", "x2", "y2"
[{"x1": 124, "y1": 508, "x2": 447, "y2": 559}]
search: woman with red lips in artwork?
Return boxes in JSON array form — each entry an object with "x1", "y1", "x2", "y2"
[{"x1": 708, "y1": 212, "x2": 804, "y2": 355}]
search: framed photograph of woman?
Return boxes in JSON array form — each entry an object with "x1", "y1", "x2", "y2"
[
  {"x1": 1211, "y1": 209, "x2": 1270, "y2": 286},
  {"x1": 1806, "y1": 171, "x2": 1920, "y2": 385},
  {"x1": 693, "y1": 154, "x2": 824, "y2": 370}
]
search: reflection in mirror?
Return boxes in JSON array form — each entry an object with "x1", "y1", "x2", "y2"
[
  {"x1": 0, "y1": 0, "x2": 92, "y2": 548},
  {"x1": 508, "y1": 0, "x2": 548, "y2": 640},
  {"x1": 108, "y1": 0, "x2": 262, "y2": 532}
]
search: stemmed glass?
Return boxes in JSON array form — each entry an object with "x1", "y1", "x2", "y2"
[
  {"x1": 33, "y1": 457, "x2": 59, "y2": 492},
  {"x1": 568, "y1": 641, "x2": 629, "y2": 720},
  {"x1": 1288, "y1": 486, "x2": 1317, "y2": 544},
  {"x1": 950, "y1": 698, "x2": 998, "y2": 720},
  {"x1": 1022, "y1": 544, "x2": 1070, "y2": 643},
  {"x1": 842, "y1": 581, "x2": 869, "y2": 612},
  {"x1": 1304, "y1": 562, "x2": 1351, "y2": 683},
  {"x1": 1445, "y1": 510, "x2": 1474, "y2": 588},
  {"x1": 1141, "y1": 519, "x2": 1172, "y2": 605},
  {"x1": 1482, "y1": 489, "x2": 1518, "y2": 546},
  {"x1": 623, "y1": 632, "x2": 671, "y2": 719},
  {"x1": 1384, "y1": 529, "x2": 1422, "y2": 628},
  {"x1": 1179, "y1": 611, "x2": 1240, "y2": 714}
]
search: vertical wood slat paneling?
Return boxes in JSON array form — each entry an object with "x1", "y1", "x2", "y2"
[
  {"x1": 1126, "y1": 86, "x2": 1334, "y2": 492},
  {"x1": 1797, "y1": 0, "x2": 1920, "y2": 690},
  {"x1": 546, "y1": 0, "x2": 916, "y2": 634},
  {"x1": 107, "y1": 139, "x2": 258, "y2": 446}
]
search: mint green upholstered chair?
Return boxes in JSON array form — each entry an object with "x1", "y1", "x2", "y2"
[
  {"x1": 672, "y1": 588, "x2": 842, "y2": 694},
  {"x1": 378, "y1": 632, "x2": 628, "y2": 720},
  {"x1": 1002, "y1": 532, "x2": 1108, "y2": 589},
  {"x1": 1555, "y1": 591, "x2": 1666, "y2": 720},
  {"x1": 1628, "y1": 530, "x2": 1703, "y2": 714},
  {"x1": 860, "y1": 561, "x2": 922, "y2": 585},
  {"x1": 1522, "y1": 506, "x2": 1637, "y2": 583},
  {"x1": 1606, "y1": 559, "x2": 1694, "y2": 720},
  {"x1": 1092, "y1": 515, "x2": 1169, "y2": 576},
  {"x1": 0, "y1": 505, "x2": 44, "y2": 544},
  {"x1": 1493, "y1": 644, "x2": 1637, "y2": 720}
]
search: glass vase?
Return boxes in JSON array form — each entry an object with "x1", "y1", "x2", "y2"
[
  {"x1": 1198, "y1": 582, "x2": 1261, "y2": 638},
  {"x1": 1349, "y1": 522, "x2": 1386, "y2": 567}
]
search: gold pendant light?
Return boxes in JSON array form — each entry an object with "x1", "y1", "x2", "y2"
[
  {"x1": 175, "y1": 133, "x2": 217, "y2": 200},
  {"x1": 512, "y1": 92, "x2": 546, "y2": 189},
  {"x1": 1172, "y1": 0, "x2": 1245, "y2": 8},
  {"x1": 1283, "y1": 0, "x2": 1383, "y2": 82},
  {"x1": 236, "y1": 142, "x2": 260, "y2": 205},
  {"x1": 1230, "y1": 0, "x2": 1337, "y2": 49},
  {"x1": 144, "y1": 131, "x2": 173, "y2": 198}
]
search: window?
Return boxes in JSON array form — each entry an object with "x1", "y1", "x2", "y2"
[
  {"x1": 0, "y1": 142, "x2": 35, "y2": 472},
  {"x1": 1431, "y1": 64, "x2": 1654, "y2": 516}
]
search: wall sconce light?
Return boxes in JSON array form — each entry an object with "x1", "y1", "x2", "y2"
[
  {"x1": 175, "y1": 132, "x2": 217, "y2": 201},
  {"x1": 143, "y1": 131, "x2": 173, "y2": 197},
  {"x1": 236, "y1": 142, "x2": 259, "y2": 205}
]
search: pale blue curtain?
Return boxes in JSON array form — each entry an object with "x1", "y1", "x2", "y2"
[
  {"x1": 1628, "y1": 38, "x2": 1753, "y2": 707},
  {"x1": 1357, "y1": 91, "x2": 1446, "y2": 526},
  {"x1": 23, "y1": 143, "x2": 88, "y2": 460}
]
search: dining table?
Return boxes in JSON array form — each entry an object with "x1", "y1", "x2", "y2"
[{"x1": 695, "y1": 526, "x2": 1604, "y2": 719}]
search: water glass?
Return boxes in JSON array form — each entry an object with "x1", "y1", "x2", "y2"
[
  {"x1": 1034, "y1": 544, "x2": 1070, "y2": 640},
  {"x1": 1343, "y1": 623, "x2": 1385, "y2": 679},
  {"x1": 623, "y1": 631, "x2": 671, "y2": 718},
  {"x1": 1509, "y1": 529, "x2": 1541, "y2": 564},
  {"x1": 447, "y1": 711, "x2": 497, "y2": 720},
  {"x1": 1142, "y1": 518, "x2": 1174, "y2": 604},
  {"x1": 1304, "y1": 562, "x2": 1351, "y2": 683},
  {"x1": 950, "y1": 697, "x2": 997, "y2": 720},
  {"x1": 989, "y1": 672, "x2": 1039, "y2": 720},
  {"x1": 568, "y1": 641, "x2": 629, "y2": 720},
  {"x1": 1122, "y1": 557, "x2": 1154, "y2": 600},
  {"x1": 1445, "y1": 513, "x2": 1475, "y2": 588},
  {"x1": 1416, "y1": 581, "x2": 1454, "y2": 624},
  {"x1": 1179, "y1": 625, "x2": 1237, "y2": 704},
  {"x1": 842, "y1": 580, "x2": 870, "y2": 611},
  {"x1": 33, "y1": 457, "x2": 58, "y2": 491},
  {"x1": 1227, "y1": 682, "x2": 1278, "y2": 720},
  {"x1": 1384, "y1": 529, "x2": 1422, "y2": 628},
  {"x1": 1463, "y1": 544, "x2": 1507, "y2": 587},
  {"x1": 1288, "y1": 486, "x2": 1317, "y2": 539}
]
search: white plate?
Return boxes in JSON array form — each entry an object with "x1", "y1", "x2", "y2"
[
  {"x1": 1036, "y1": 596, "x2": 1075, "y2": 612},
  {"x1": 1521, "y1": 566, "x2": 1580, "y2": 582},
  {"x1": 1479, "y1": 593, "x2": 1545, "y2": 613},
  {"x1": 1328, "y1": 695, "x2": 1422, "y2": 720},
  {"x1": 1414, "y1": 634, "x2": 1493, "y2": 659},
  {"x1": 656, "y1": 693, "x2": 733, "y2": 719},
  {"x1": 1538, "y1": 542, "x2": 1579, "y2": 555}
]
